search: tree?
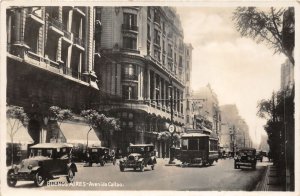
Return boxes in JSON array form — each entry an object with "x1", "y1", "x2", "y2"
[
  {"x1": 80, "y1": 109, "x2": 120, "y2": 147},
  {"x1": 233, "y1": 7, "x2": 294, "y2": 65},
  {"x1": 257, "y1": 87, "x2": 294, "y2": 190},
  {"x1": 48, "y1": 106, "x2": 73, "y2": 142},
  {"x1": 6, "y1": 105, "x2": 29, "y2": 165}
]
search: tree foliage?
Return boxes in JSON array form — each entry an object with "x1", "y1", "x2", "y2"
[
  {"x1": 80, "y1": 109, "x2": 120, "y2": 131},
  {"x1": 257, "y1": 87, "x2": 294, "y2": 187},
  {"x1": 7, "y1": 105, "x2": 29, "y2": 139},
  {"x1": 233, "y1": 7, "x2": 294, "y2": 65},
  {"x1": 48, "y1": 106, "x2": 73, "y2": 126}
]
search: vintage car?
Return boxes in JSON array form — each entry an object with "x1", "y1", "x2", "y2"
[
  {"x1": 7, "y1": 143, "x2": 77, "y2": 187},
  {"x1": 119, "y1": 144, "x2": 157, "y2": 172},
  {"x1": 85, "y1": 146, "x2": 116, "y2": 166},
  {"x1": 234, "y1": 147, "x2": 257, "y2": 169},
  {"x1": 256, "y1": 150, "x2": 264, "y2": 162}
]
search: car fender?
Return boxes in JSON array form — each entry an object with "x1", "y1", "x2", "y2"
[
  {"x1": 31, "y1": 166, "x2": 41, "y2": 172},
  {"x1": 138, "y1": 158, "x2": 144, "y2": 162},
  {"x1": 68, "y1": 163, "x2": 77, "y2": 173}
]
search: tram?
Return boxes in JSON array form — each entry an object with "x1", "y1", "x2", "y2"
[{"x1": 177, "y1": 129, "x2": 219, "y2": 167}]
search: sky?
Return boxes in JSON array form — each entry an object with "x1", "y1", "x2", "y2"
[{"x1": 176, "y1": 7, "x2": 286, "y2": 147}]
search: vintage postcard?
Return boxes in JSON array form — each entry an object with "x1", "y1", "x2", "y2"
[{"x1": 0, "y1": 0, "x2": 299, "y2": 195}]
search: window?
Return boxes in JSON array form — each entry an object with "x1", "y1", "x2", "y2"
[
  {"x1": 199, "y1": 138, "x2": 206, "y2": 150},
  {"x1": 123, "y1": 13, "x2": 137, "y2": 27},
  {"x1": 147, "y1": 7, "x2": 151, "y2": 19},
  {"x1": 168, "y1": 44, "x2": 172, "y2": 58},
  {"x1": 122, "y1": 84, "x2": 137, "y2": 100},
  {"x1": 188, "y1": 139, "x2": 198, "y2": 150},
  {"x1": 154, "y1": 9, "x2": 160, "y2": 25},
  {"x1": 147, "y1": 24, "x2": 150, "y2": 40},
  {"x1": 182, "y1": 139, "x2": 188, "y2": 150},
  {"x1": 154, "y1": 29, "x2": 160, "y2": 45},
  {"x1": 122, "y1": 64, "x2": 137, "y2": 80},
  {"x1": 147, "y1": 42, "x2": 150, "y2": 55},
  {"x1": 123, "y1": 36, "x2": 137, "y2": 50}
]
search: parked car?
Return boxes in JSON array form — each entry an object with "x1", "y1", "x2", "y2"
[
  {"x1": 256, "y1": 150, "x2": 263, "y2": 162},
  {"x1": 234, "y1": 147, "x2": 257, "y2": 170},
  {"x1": 7, "y1": 143, "x2": 77, "y2": 187},
  {"x1": 85, "y1": 146, "x2": 116, "y2": 166},
  {"x1": 119, "y1": 144, "x2": 157, "y2": 172}
]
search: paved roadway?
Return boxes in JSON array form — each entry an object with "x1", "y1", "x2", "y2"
[{"x1": 8, "y1": 157, "x2": 271, "y2": 191}]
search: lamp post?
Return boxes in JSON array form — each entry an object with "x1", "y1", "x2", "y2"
[
  {"x1": 168, "y1": 77, "x2": 176, "y2": 164},
  {"x1": 86, "y1": 127, "x2": 92, "y2": 152}
]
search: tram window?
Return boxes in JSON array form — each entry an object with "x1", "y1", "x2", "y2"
[
  {"x1": 182, "y1": 139, "x2": 188, "y2": 150},
  {"x1": 199, "y1": 137, "x2": 206, "y2": 150},
  {"x1": 188, "y1": 139, "x2": 198, "y2": 150}
]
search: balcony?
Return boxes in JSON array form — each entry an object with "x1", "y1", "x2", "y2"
[
  {"x1": 62, "y1": 25, "x2": 72, "y2": 42},
  {"x1": 73, "y1": 33, "x2": 85, "y2": 50},
  {"x1": 122, "y1": 74, "x2": 138, "y2": 81},
  {"x1": 48, "y1": 17, "x2": 64, "y2": 36},
  {"x1": 122, "y1": 24, "x2": 139, "y2": 33},
  {"x1": 63, "y1": 66, "x2": 82, "y2": 80},
  {"x1": 120, "y1": 48, "x2": 140, "y2": 54}
]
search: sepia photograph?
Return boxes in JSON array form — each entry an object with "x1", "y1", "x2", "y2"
[{"x1": 0, "y1": 2, "x2": 298, "y2": 194}]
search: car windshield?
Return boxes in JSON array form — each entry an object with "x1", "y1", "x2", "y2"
[
  {"x1": 129, "y1": 146, "x2": 153, "y2": 153},
  {"x1": 29, "y1": 147, "x2": 70, "y2": 158},
  {"x1": 239, "y1": 150, "x2": 255, "y2": 156}
]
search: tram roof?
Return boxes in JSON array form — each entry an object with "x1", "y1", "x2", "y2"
[{"x1": 181, "y1": 133, "x2": 209, "y2": 138}]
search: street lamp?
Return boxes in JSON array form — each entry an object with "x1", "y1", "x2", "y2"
[
  {"x1": 168, "y1": 77, "x2": 176, "y2": 164},
  {"x1": 86, "y1": 127, "x2": 92, "y2": 151}
]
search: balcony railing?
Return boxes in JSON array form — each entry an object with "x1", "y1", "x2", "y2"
[
  {"x1": 122, "y1": 24, "x2": 139, "y2": 32},
  {"x1": 62, "y1": 25, "x2": 71, "y2": 40},
  {"x1": 73, "y1": 33, "x2": 84, "y2": 47},
  {"x1": 122, "y1": 74, "x2": 138, "y2": 81},
  {"x1": 63, "y1": 66, "x2": 82, "y2": 80},
  {"x1": 120, "y1": 48, "x2": 140, "y2": 54},
  {"x1": 48, "y1": 17, "x2": 63, "y2": 31}
]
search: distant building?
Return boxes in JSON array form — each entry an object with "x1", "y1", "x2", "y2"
[
  {"x1": 280, "y1": 59, "x2": 294, "y2": 91},
  {"x1": 191, "y1": 84, "x2": 221, "y2": 136},
  {"x1": 220, "y1": 104, "x2": 251, "y2": 152}
]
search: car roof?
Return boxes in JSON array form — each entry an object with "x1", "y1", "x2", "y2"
[
  {"x1": 129, "y1": 144, "x2": 154, "y2": 147},
  {"x1": 238, "y1": 147, "x2": 256, "y2": 151},
  {"x1": 30, "y1": 143, "x2": 73, "y2": 149}
]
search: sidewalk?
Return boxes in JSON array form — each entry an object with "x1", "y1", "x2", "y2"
[{"x1": 256, "y1": 164, "x2": 284, "y2": 191}]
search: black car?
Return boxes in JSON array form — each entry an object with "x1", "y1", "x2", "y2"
[
  {"x1": 7, "y1": 143, "x2": 77, "y2": 187},
  {"x1": 256, "y1": 150, "x2": 263, "y2": 162},
  {"x1": 85, "y1": 146, "x2": 116, "y2": 166},
  {"x1": 234, "y1": 148, "x2": 257, "y2": 170},
  {"x1": 119, "y1": 144, "x2": 157, "y2": 172}
]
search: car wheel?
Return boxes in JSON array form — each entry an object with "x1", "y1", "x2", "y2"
[
  {"x1": 120, "y1": 165, "x2": 124, "y2": 172},
  {"x1": 209, "y1": 160, "x2": 214, "y2": 166},
  {"x1": 113, "y1": 158, "x2": 116, "y2": 166},
  {"x1": 140, "y1": 163, "x2": 145, "y2": 172},
  {"x1": 133, "y1": 167, "x2": 137, "y2": 171},
  {"x1": 34, "y1": 171, "x2": 45, "y2": 187},
  {"x1": 66, "y1": 169, "x2": 75, "y2": 183},
  {"x1": 7, "y1": 170, "x2": 17, "y2": 187},
  {"x1": 100, "y1": 161, "x2": 105, "y2": 166},
  {"x1": 151, "y1": 165, "x2": 155, "y2": 170}
]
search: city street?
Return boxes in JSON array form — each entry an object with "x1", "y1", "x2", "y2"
[{"x1": 9, "y1": 158, "x2": 271, "y2": 191}]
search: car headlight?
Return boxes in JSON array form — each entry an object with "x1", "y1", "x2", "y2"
[
  {"x1": 28, "y1": 165, "x2": 33, "y2": 170},
  {"x1": 134, "y1": 156, "x2": 138, "y2": 161}
]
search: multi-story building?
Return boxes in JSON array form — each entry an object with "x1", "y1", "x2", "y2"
[
  {"x1": 219, "y1": 104, "x2": 251, "y2": 152},
  {"x1": 191, "y1": 84, "x2": 221, "y2": 136},
  {"x1": 280, "y1": 58, "x2": 294, "y2": 91},
  {"x1": 93, "y1": 7, "x2": 192, "y2": 157},
  {"x1": 6, "y1": 6, "x2": 100, "y2": 145}
]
